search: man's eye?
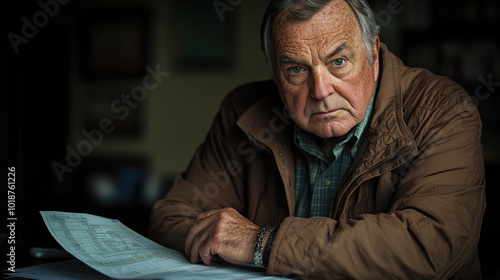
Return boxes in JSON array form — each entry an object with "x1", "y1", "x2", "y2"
[
  {"x1": 288, "y1": 66, "x2": 303, "y2": 74},
  {"x1": 333, "y1": 58, "x2": 346, "y2": 66}
]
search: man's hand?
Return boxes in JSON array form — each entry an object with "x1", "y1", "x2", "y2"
[{"x1": 184, "y1": 207, "x2": 259, "y2": 266}]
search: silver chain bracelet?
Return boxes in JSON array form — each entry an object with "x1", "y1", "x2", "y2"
[{"x1": 254, "y1": 225, "x2": 275, "y2": 267}]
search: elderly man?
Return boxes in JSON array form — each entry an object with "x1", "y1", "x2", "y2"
[{"x1": 149, "y1": 0, "x2": 485, "y2": 278}]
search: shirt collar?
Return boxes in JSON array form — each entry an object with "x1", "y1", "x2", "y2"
[{"x1": 350, "y1": 83, "x2": 377, "y2": 157}]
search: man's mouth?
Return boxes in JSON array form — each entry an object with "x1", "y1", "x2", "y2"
[{"x1": 314, "y1": 109, "x2": 338, "y2": 115}]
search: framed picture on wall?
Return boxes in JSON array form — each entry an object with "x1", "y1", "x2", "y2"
[{"x1": 79, "y1": 9, "x2": 150, "y2": 79}]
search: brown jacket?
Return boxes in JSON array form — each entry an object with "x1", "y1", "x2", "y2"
[{"x1": 149, "y1": 44, "x2": 486, "y2": 279}]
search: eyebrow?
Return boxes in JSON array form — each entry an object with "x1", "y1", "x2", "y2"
[
  {"x1": 279, "y1": 56, "x2": 302, "y2": 65},
  {"x1": 278, "y1": 43, "x2": 353, "y2": 65},
  {"x1": 325, "y1": 43, "x2": 352, "y2": 60}
]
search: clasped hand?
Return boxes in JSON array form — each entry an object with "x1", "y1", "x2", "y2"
[{"x1": 185, "y1": 207, "x2": 259, "y2": 265}]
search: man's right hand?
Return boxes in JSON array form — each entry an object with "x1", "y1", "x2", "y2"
[{"x1": 184, "y1": 207, "x2": 259, "y2": 266}]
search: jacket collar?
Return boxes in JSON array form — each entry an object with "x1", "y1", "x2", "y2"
[
  {"x1": 236, "y1": 95, "x2": 297, "y2": 215},
  {"x1": 358, "y1": 43, "x2": 419, "y2": 171}
]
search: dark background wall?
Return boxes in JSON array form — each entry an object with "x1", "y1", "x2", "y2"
[{"x1": 2, "y1": 0, "x2": 500, "y2": 277}]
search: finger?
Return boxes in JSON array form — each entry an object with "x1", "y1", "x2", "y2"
[
  {"x1": 185, "y1": 209, "x2": 221, "y2": 256},
  {"x1": 184, "y1": 220, "x2": 197, "y2": 256},
  {"x1": 198, "y1": 240, "x2": 216, "y2": 266},
  {"x1": 196, "y1": 208, "x2": 220, "y2": 220},
  {"x1": 189, "y1": 229, "x2": 216, "y2": 265},
  {"x1": 189, "y1": 234, "x2": 204, "y2": 264}
]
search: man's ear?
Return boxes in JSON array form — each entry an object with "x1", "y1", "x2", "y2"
[{"x1": 372, "y1": 35, "x2": 381, "y2": 81}]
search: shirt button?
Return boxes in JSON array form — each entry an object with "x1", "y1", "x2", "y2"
[{"x1": 325, "y1": 179, "x2": 331, "y2": 186}]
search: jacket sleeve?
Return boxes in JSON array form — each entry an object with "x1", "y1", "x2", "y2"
[
  {"x1": 148, "y1": 92, "x2": 249, "y2": 252},
  {"x1": 267, "y1": 91, "x2": 486, "y2": 279}
]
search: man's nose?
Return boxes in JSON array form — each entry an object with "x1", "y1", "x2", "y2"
[{"x1": 309, "y1": 68, "x2": 335, "y2": 100}]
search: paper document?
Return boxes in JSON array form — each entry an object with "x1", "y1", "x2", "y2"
[
  {"x1": 28, "y1": 211, "x2": 285, "y2": 279},
  {"x1": 4, "y1": 259, "x2": 114, "y2": 280}
]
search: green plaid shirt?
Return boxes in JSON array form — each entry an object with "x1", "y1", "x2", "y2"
[{"x1": 294, "y1": 87, "x2": 377, "y2": 218}]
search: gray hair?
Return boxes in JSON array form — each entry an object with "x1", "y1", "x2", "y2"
[{"x1": 260, "y1": 0, "x2": 380, "y2": 71}]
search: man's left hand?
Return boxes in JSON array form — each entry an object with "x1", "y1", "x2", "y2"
[{"x1": 184, "y1": 207, "x2": 259, "y2": 265}]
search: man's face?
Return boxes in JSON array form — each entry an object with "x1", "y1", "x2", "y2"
[{"x1": 272, "y1": 0, "x2": 380, "y2": 139}]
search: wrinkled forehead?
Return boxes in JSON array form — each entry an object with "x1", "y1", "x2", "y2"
[{"x1": 271, "y1": 0, "x2": 361, "y2": 55}]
